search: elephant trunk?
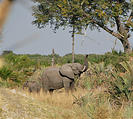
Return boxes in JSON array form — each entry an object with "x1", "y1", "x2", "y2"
[{"x1": 81, "y1": 55, "x2": 88, "y2": 72}]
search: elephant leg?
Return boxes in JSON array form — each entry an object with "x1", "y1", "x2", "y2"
[
  {"x1": 42, "y1": 87, "x2": 48, "y2": 93},
  {"x1": 49, "y1": 89, "x2": 54, "y2": 95},
  {"x1": 41, "y1": 81, "x2": 48, "y2": 93},
  {"x1": 70, "y1": 81, "x2": 75, "y2": 92},
  {"x1": 36, "y1": 88, "x2": 40, "y2": 93},
  {"x1": 29, "y1": 87, "x2": 32, "y2": 93},
  {"x1": 63, "y1": 78, "x2": 72, "y2": 93}
]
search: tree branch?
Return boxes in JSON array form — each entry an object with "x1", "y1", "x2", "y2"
[
  {"x1": 114, "y1": 16, "x2": 122, "y2": 33},
  {"x1": 93, "y1": 20, "x2": 124, "y2": 39},
  {"x1": 83, "y1": 13, "x2": 124, "y2": 39}
]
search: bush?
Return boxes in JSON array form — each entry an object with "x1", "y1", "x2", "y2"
[
  {"x1": 108, "y1": 61, "x2": 133, "y2": 104},
  {"x1": 0, "y1": 66, "x2": 13, "y2": 80}
]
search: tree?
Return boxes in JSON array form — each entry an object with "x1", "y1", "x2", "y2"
[
  {"x1": 32, "y1": 0, "x2": 133, "y2": 53},
  {"x1": 84, "y1": 0, "x2": 133, "y2": 53},
  {"x1": 32, "y1": 0, "x2": 88, "y2": 62}
]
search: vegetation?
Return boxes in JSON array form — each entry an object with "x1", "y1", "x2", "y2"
[
  {"x1": 0, "y1": 0, "x2": 133, "y2": 118},
  {"x1": 73, "y1": 57, "x2": 133, "y2": 119},
  {"x1": 0, "y1": 50, "x2": 130, "y2": 87},
  {"x1": 0, "y1": 50, "x2": 133, "y2": 118},
  {"x1": 32, "y1": 0, "x2": 133, "y2": 53}
]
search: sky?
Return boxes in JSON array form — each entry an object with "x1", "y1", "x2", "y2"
[{"x1": 0, "y1": 0, "x2": 133, "y2": 56}]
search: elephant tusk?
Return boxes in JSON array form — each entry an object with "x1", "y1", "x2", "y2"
[{"x1": 81, "y1": 65, "x2": 86, "y2": 72}]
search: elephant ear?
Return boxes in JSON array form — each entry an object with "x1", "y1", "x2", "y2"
[{"x1": 59, "y1": 64, "x2": 74, "y2": 79}]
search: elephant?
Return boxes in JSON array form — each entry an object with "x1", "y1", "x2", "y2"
[
  {"x1": 40, "y1": 55, "x2": 88, "y2": 93},
  {"x1": 23, "y1": 80, "x2": 41, "y2": 93}
]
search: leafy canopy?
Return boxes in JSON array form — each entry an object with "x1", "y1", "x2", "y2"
[{"x1": 32, "y1": 0, "x2": 133, "y2": 33}]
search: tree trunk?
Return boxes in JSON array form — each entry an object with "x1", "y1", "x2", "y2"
[
  {"x1": 119, "y1": 38, "x2": 132, "y2": 53},
  {"x1": 72, "y1": 27, "x2": 75, "y2": 63},
  {"x1": 114, "y1": 16, "x2": 132, "y2": 53},
  {"x1": 51, "y1": 48, "x2": 55, "y2": 66}
]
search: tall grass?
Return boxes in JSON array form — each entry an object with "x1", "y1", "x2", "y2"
[{"x1": 22, "y1": 88, "x2": 89, "y2": 119}]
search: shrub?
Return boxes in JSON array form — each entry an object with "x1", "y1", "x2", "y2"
[
  {"x1": 108, "y1": 61, "x2": 133, "y2": 104},
  {"x1": 0, "y1": 66, "x2": 13, "y2": 80}
]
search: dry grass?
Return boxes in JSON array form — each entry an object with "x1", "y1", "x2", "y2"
[
  {"x1": 0, "y1": 57, "x2": 4, "y2": 68},
  {"x1": 23, "y1": 86, "x2": 133, "y2": 119},
  {"x1": 34, "y1": 88, "x2": 88, "y2": 108},
  {"x1": 0, "y1": 85, "x2": 132, "y2": 119},
  {"x1": 21, "y1": 88, "x2": 89, "y2": 119},
  {"x1": 0, "y1": 87, "x2": 89, "y2": 119}
]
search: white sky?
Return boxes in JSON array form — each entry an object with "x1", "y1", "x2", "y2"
[{"x1": 0, "y1": 0, "x2": 133, "y2": 56}]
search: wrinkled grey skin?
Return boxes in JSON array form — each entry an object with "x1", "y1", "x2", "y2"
[
  {"x1": 23, "y1": 80, "x2": 41, "y2": 93},
  {"x1": 40, "y1": 55, "x2": 88, "y2": 93}
]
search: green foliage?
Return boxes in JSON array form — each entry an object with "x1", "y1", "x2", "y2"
[
  {"x1": 4, "y1": 53, "x2": 35, "y2": 70},
  {"x1": 32, "y1": 0, "x2": 132, "y2": 31},
  {"x1": 80, "y1": 60, "x2": 133, "y2": 108},
  {"x1": 32, "y1": 0, "x2": 87, "y2": 32},
  {"x1": 0, "y1": 66, "x2": 13, "y2": 80},
  {"x1": 80, "y1": 62, "x2": 113, "y2": 89},
  {"x1": 32, "y1": 0, "x2": 133, "y2": 52},
  {"x1": 0, "y1": 50, "x2": 131, "y2": 90},
  {"x1": 61, "y1": 51, "x2": 128, "y2": 67},
  {"x1": 75, "y1": 59, "x2": 133, "y2": 118},
  {"x1": 36, "y1": 0, "x2": 132, "y2": 29},
  {"x1": 109, "y1": 61, "x2": 133, "y2": 103},
  {"x1": 60, "y1": 54, "x2": 84, "y2": 64}
]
